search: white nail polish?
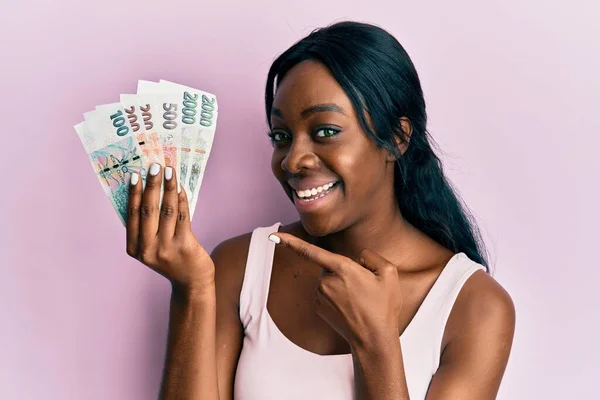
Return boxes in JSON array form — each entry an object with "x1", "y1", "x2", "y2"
[
  {"x1": 130, "y1": 173, "x2": 139, "y2": 186},
  {"x1": 177, "y1": 182, "x2": 181, "y2": 194},
  {"x1": 165, "y1": 167, "x2": 173, "y2": 181},
  {"x1": 149, "y1": 163, "x2": 160, "y2": 176},
  {"x1": 268, "y1": 234, "x2": 281, "y2": 244}
]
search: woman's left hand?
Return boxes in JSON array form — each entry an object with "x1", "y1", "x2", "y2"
[{"x1": 269, "y1": 232, "x2": 404, "y2": 350}]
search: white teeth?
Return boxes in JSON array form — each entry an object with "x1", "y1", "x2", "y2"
[{"x1": 295, "y1": 182, "x2": 337, "y2": 198}]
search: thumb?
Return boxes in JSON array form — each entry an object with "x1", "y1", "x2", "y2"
[{"x1": 356, "y1": 248, "x2": 394, "y2": 276}]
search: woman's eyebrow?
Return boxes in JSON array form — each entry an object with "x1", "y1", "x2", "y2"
[
  {"x1": 271, "y1": 103, "x2": 347, "y2": 120},
  {"x1": 301, "y1": 103, "x2": 347, "y2": 118},
  {"x1": 271, "y1": 107, "x2": 284, "y2": 119}
]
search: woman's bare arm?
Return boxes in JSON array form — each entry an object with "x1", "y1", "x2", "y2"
[
  {"x1": 159, "y1": 284, "x2": 219, "y2": 400},
  {"x1": 212, "y1": 235, "x2": 252, "y2": 400},
  {"x1": 425, "y1": 271, "x2": 516, "y2": 399},
  {"x1": 125, "y1": 165, "x2": 247, "y2": 400},
  {"x1": 158, "y1": 234, "x2": 250, "y2": 400}
]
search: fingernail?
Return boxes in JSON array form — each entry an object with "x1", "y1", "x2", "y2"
[
  {"x1": 177, "y1": 182, "x2": 182, "y2": 194},
  {"x1": 149, "y1": 163, "x2": 161, "y2": 176},
  {"x1": 165, "y1": 167, "x2": 173, "y2": 181},
  {"x1": 130, "y1": 172, "x2": 139, "y2": 186},
  {"x1": 268, "y1": 234, "x2": 281, "y2": 244}
]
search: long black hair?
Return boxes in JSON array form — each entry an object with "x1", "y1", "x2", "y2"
[{"x1": 265, "y1": 21, "x2": 490, "y2": 271}]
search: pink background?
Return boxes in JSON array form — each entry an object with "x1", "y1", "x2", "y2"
[{"x1": 1, "y1": 0, "x2": 598, "y2": 398}]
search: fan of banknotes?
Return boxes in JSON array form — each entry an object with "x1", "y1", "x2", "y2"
[{"x1": 75, "y1": 80, "x2": 218, "y2": 225}]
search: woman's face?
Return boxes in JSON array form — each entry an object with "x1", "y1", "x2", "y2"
[{"x1": 270, "y1": 60, "x2": 395, "y2": 237}]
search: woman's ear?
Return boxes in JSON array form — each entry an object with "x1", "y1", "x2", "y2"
[{"x1": 387, "y1": 117, "x2": 413, "y2": 161}]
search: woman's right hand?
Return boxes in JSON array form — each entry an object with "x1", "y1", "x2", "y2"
[{"x1": 126, "y1": 163, "x2": 215, "y2": 297}]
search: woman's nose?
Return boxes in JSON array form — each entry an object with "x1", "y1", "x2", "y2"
[{"x1": 281, "y1": 136, "x2": 318, "y2": 173}]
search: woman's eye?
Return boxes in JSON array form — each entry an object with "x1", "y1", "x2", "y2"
[
  {"x1": 268, "y1": 131, "x2": 290, "y2": 144},
  {"x1": 315, "y1": 127, "x2": 340, "y2": 138}
]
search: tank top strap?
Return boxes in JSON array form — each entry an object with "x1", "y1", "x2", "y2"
[
  {"x1": 406, "y1": 253, "x2": 485, "y2": 363},
  {"x1": 239, "y1": 222, "x2": 281, "y2": 329}
]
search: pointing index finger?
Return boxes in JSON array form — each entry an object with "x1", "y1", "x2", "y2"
[{"x1": 269, "y1": 232, "x2": 348, "y2": 274}]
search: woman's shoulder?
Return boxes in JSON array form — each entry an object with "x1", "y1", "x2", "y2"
[
  {"x1": 211, "y1": 232, "x2": 252, "y2": 266},
  {"x1": 442, "y1": 263, "x2": 516, "y2": 361},
  {"x1": 211, "y1": 221, "x2": 286, "y2": 260},
  {"x1": 455, "y1": 269, "x2": 515, "y2": 326},
  {"x1": 210, "y1": 221, "x2": 289, "y2": 298},
  {"x1": 210, "y1": 231, "x2": 254, "y2": 306}
]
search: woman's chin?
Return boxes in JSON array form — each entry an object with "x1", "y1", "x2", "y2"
[{"x1": 299, "y1": 215, "x2": 339, "y2": 238}]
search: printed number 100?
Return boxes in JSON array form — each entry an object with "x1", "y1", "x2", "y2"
[{"x1": 110, "y1": 110, "x2": 130, "y2": 137}]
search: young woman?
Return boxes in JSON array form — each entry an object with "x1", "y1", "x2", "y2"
[{"x1": 126, "y1": 21, "x2": 515, "y2": 400}]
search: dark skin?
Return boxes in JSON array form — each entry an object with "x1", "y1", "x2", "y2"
[{"x1": 126, "y1": 60, "x2": 515, "y2": 399}]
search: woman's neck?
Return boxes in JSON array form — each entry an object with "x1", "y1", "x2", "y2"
[{"x1": 314, "y1": 203, "x2": 418, "y2": 264}]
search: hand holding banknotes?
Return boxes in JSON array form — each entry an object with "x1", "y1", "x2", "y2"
[
  {"x1": 126, "y1": 163, "x2": 214, "y2": 295},
  {"x1": 75, "y1": 80, "x2": 219, "y2": 292}
]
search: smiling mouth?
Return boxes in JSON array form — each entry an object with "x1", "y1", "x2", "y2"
[{"x1": 293, "y1": 181, "x2": 340, "y2": 202}]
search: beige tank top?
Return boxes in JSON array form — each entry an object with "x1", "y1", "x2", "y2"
[{"x1": 234, "y1": 222, "x2": 485, "y2": 399}]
